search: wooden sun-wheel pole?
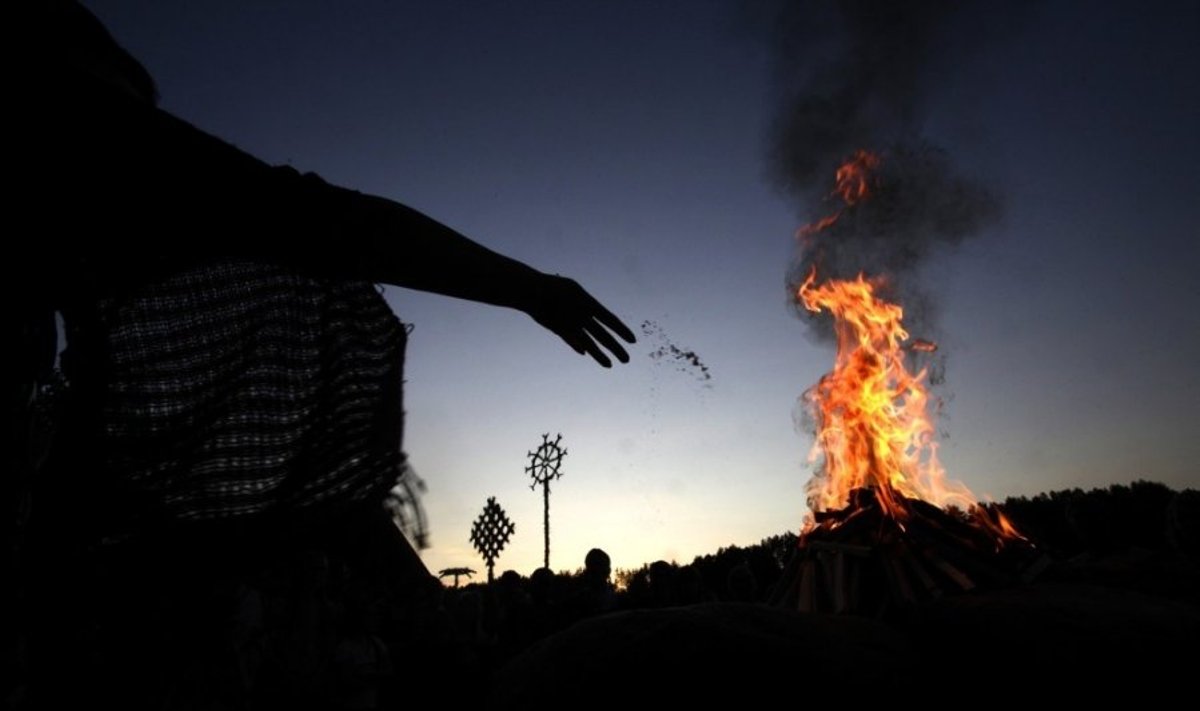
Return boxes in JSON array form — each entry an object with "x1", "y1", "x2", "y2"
[
  {"x1": 526, "y1": 433, "x2": 567, "y2": 570},
  {"x1": 469, "y1": 497, "x2": 515, "y2": 583}
]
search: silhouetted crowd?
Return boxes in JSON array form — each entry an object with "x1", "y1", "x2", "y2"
[{"x1": 7, "y1": 479, "x2": 1200, "y2": 708}]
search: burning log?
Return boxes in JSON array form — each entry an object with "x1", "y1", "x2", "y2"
[
  {"x1": 831, "y1": 549, "x2": 848, "y2": 613},
  {"x1": 775, "y1": 487, "x2": 1049, "y2": 616},
  {"x1": 897, "y1": 542, "x2": 941, "y2": 599},
  {"x1": 798, "y1": 559, "x2": 817, "y2": 612},
  {"x1": 882, "y1": 553, "x2": 917, "y2": 607},
  {"x1": 923, "y1": 550, "x2": 975, "y2": 593}
]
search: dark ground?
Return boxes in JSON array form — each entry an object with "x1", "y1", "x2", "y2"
[{"x1": 493, "y1": 558, "x2": 1199, "y2": 706}]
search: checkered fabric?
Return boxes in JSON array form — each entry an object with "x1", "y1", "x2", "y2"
[{"x1": 84, "y1": 259, "x2": 406, "y2": 521}]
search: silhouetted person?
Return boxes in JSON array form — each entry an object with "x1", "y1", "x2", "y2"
[
  {"x1": 647, "y1": 560, "x2": 678, "y2": 607},
  {"x1": 674, "y1": 565, "x2": 715, "y2": 605},
  {"x1": 1167, "y1": 490, "x2": 1200, "y2": 566},
  {"x1": 525, "y1": 567, "x2": 566, "y2": 641},
  {"x1": 585, "y1": 548, "x2": 613, "y2": 582},
  {"x1": 573, "y1": 548, "x2": 617, "y2": 617},
  {"x1": 726, "y1": 561, "x2": 759, "y2": 602},
  {"x1": 18, "y1": 3, "x2": 635, "y2": 708},
  {"x1": 332, "y1": 597, "x2": 392, "y2": 711}
]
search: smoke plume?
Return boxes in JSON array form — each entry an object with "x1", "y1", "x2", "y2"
[{"x1": 764, "y1": 0, "x2": 1014, "y2": 339}]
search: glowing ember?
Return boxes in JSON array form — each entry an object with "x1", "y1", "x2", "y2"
[{"x1": 797, "y1": 151, "x2": 1020, "y2": 543}]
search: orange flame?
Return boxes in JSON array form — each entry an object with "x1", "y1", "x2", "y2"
[
  {"x1": 797, "y1": 149, "x2": 881, "y2": 239},
  {"x1": 832, "y1": 149, "x2": 880, "y2": 206},
  {"x1": 798, "y1": 151, "x2": 1021, "y2": 543}
]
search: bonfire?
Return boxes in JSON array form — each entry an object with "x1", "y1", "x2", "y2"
[{"x1": 774, "y1": 151, "x2": 1047, "y2": 615}]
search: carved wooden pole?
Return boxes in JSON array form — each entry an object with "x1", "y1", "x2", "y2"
[
  {"x1": 469, "y1": 497, "x2": 515, "y2": 584},
  {"x1": 526, "y1": 433, "x2": 566, "y2": 570}
]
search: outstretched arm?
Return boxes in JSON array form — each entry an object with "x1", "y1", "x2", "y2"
[
  {"x1": 311, "y1": 189, "x2": 636, "y2": 367},
  {"x1": 38, "y1": 31, "x2": 635, "y2": 367}
]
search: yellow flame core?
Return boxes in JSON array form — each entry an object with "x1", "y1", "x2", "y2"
[
  {"x1": 797, "y1": 151, "x2": 1021, "y2": 542},
  {"x1": 799, "y1": 270, "x2": 976, "y2": 522}
]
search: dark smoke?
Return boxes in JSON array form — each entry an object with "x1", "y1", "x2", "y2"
[
  {"x1": 768, "y1": 1, "x2": 958, "y2": 192},
  {"x1": 762, "y1": 0, "x2": 1019, "y2": 340},
  {"x1": 789, "y1": 141, "x2": 1002, "y2": 333}
]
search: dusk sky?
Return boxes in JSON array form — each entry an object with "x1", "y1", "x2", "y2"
[{"x1": 82, "y1": 0, "x2": 1200, "y2": 578}]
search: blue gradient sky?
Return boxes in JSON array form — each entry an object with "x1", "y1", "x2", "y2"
[{"x1": 83, "y1": 1, "x2": 1200, "y2": 577}]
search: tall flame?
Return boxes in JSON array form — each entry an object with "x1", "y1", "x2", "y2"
[{"x1": 798, "y1": 150, "x2": 1019, "y2": 541}]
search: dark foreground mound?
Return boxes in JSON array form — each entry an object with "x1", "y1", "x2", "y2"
[{"x1": 494, "y1": 583, "x2": 1199, "y2": 706}]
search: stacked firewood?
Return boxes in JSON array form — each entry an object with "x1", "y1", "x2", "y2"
[{"x1": 771, "y1": 488, "x2": 1051, "y2": 616}]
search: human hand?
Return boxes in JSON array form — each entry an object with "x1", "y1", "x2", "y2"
[{"x1": 523, "y1": 274, "x2": 636, "y2": 368}]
